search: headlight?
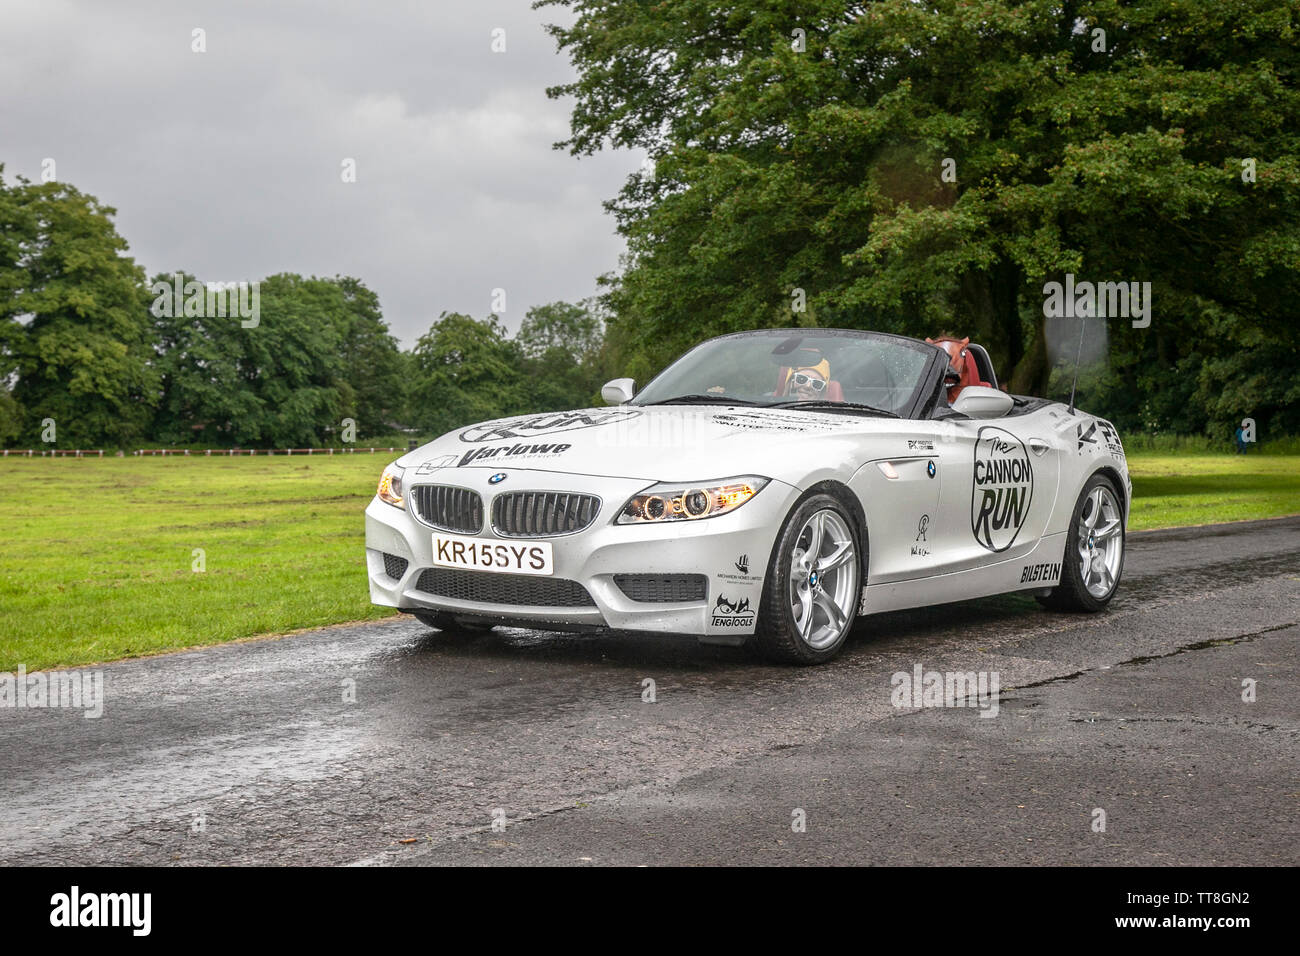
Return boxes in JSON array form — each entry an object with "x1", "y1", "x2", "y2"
[
  {"x1": 617, "y1": 476, "x2": 769, "y2": 524},
  {"x1": 377, "y1": 462, "x2": 405, "y2": 509}
]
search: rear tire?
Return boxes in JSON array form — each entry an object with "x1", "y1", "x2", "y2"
[
  {"x1": 754, "y1": 494, "x2": 862, "y2": 665},
  {"x1": 1037, "y1": 473, "x2": 1125, "y2": 612}
]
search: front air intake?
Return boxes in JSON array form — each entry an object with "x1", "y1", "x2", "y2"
[
  {"x1": 415, "y1": 568, "x2": 596, "y2": 607},
  {"x1": 613, "y1": 574, "x2": 708, "y2": 603},
  {"x1": 381, "y1": 553, "x2": 409, "y2": 580}
]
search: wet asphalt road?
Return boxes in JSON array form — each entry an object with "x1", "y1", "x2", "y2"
[{"x1": 1, "y1": 517, "x2": 1297, "y2": 866}]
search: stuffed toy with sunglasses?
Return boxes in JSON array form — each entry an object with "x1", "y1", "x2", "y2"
[{"x1": 783, "y1": 358, "x2": 832, "y2": 400}]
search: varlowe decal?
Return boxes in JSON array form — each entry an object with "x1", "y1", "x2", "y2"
[
  {"x1": 1019, "y1": 562, "x2": 1062, "y2": 584},
  {"x1": 459, "y1": 442, "x2": 571, "y2": 466},
  {"x1": 971, "y1": 426, "x2": 1034, "y2": 553},
  {"x1": 460, "y1": 410, "x2": 640, "y2": 443},
  {"x1": 711, "y1": 593, "x2": 757, "y2": 628}
]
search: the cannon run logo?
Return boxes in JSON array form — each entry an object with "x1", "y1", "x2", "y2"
[
  {"x1": 971, "y1": 426, "x2": 1033, "y2": 552},
  {"x1": 459, "y1": 409, "x2": 641, "y2": 443}
]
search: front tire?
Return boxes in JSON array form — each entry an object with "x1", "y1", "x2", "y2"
[
  {"x1": 1037, "y1": 473, "x2": 1125, "y2": 612},
  {"x1": 754, "y1": 494, "x2": 862, "y2": 664}
]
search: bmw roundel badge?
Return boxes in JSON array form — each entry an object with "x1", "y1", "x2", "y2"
[
  {"x1": 926, "y1": 460, "x2": 936, "y2": 478},
  {"x1": 489, "y1": 472, "x2": 507, "y2": 484}
]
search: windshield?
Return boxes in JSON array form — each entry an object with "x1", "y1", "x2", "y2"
[{"x1": 631, "y1": 330, "x2": 934, "y2": 417}]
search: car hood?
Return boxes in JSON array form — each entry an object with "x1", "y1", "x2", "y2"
[{"x1": 397, "y1": 405, "x2": 904, "y2": 484}]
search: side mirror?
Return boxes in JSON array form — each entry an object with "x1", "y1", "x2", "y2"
[
  {"x1": 951, "y1": 385, "x2": 1013, "y2": 419},
  {"x1": 601, "y1": 378, "x2": 636, "y2": 405}
]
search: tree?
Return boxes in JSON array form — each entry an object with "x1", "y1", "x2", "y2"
[
  {"x1": 217, "y1": 273, "x2": 350, "y2": 447},
  {"x1": 149, "y1": 271, "x2": 265, "y2": 445},
  {"x1": 538, "y1": 0, "x2": 1300, "y2": 433},
  {"x1": 0, "y1": 168, "x2": 28, "y2": 444},
  {"x1": 1, "y1": 170, "x2": 157, "y2": 446},
  {"x1": 408, "y1": 313, "x2": 528, "y2": 436},
  {"x1": 151, "y1": 273, "x2": 357, "y2": 447},
  {"x1": 1, "y1": 166, "x2": 412, "y2": 448},
  {"x1": 516, "y1": 299, "x2": 610, "y2": 411},
  {"x1": 334, "y1": 276, "x2": 406, "y2": 438},
  {"x1": 516, "y1": 299, "x2": 603, "y2": 361}
]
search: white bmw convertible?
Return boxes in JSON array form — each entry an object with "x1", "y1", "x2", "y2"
[{"x1": 366, "y1": 329, "x2": 1130, "y2": 663}]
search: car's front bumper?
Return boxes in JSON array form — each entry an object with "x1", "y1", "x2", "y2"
[{"x1": 365, "y1": 468, "x2": 799, "y2": 640}]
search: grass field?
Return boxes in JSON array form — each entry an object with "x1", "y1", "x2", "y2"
[
  {"x1": 0, "y1": 454, "x2": 394, "y2": 672},
  {"x1": 1, "y1": 450, "x2": 1297, "y2": 671},
  {"x1": 1128, "y1": 453, "x2": 1300, "y2": 530}
]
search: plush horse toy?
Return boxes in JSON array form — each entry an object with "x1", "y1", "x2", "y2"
[{"x1": 925, "y1": 335, "x2": 989, "y2": 404}]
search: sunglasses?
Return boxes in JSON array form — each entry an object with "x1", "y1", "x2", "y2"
[{"x1": 791, "y1": 372, "x2": 827, "y2": 391}]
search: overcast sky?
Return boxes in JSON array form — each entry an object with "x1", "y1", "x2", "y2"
[{"x1": 0, "y1": 0, "x2": 636, "y2": 347}]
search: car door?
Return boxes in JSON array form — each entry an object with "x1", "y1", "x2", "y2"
[
  {"x1": 926, "y1": 409, "x2": 1063, "y2": 576},
  {"x1": 849, "y1": 423, "x2": 944, "y2": 583}
]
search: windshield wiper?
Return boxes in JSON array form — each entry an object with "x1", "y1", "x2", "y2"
[
  {"x1": 640, "y1": 394, "x2": 764, "y2": 406},
  {"x1": 771, "y1": 400, "x2": 899, "y2": 418}
]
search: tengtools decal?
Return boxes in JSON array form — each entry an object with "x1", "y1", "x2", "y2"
[
  {"x1": 711, "y1": 594, "x2": 756, "y2": 628},
  {"x1": 460, "y1": 409, "x2": 641, "y2": 443},
  {"x1": 971, "y1": 426, "x2": 1033, "y2": 552}
]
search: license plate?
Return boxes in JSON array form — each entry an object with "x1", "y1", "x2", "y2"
[{"x1": 431, "y1": 533, "x2": 553, "y2": 576}]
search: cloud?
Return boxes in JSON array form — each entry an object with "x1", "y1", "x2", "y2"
[{"x1": 0, "y1": 0, "x2": 636, "y2": 346}]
